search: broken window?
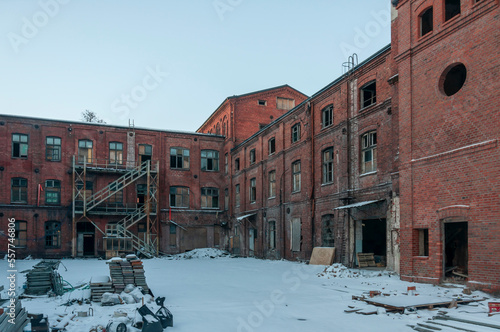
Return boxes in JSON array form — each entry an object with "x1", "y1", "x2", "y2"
[
  {"x1": 11, "y1": 177, "x2": 27, "y2": 203},
  {"x1": 321, "y1": 214, "x2": 335, "y2": 247},
  {"x1": 170, "y1": 147, "x2": 190, "y2": 169},
  {"x1": 76, "y1": 181, "x2": 93, "y2": 204},
  {"x1": 46, "y1": 136, "x2": 61, "y2": 161},
  {"x1": 169, "y1": 225, "x2": 177, "y2": 247},
  {"x1": 78, "y1": 139, "x2": 93, "y2": 163},
  {"x1": 322, "y1": 104, "x2": 333, "y2": 128},
  {"x1": 107, "y1": 182, "x2": 123, "y2": 206},
  {"x1": 14, "y1": 220, "x2": 27, "y2": 248},
  {"x1": 418, "y1": 229, "x2": 429, "y2": 256},
  {"x1": 201, "y1": 150, "x2": 219, "y2": 171},
  {"x1": 268, "y1": 170, "x2": 276, "y2": 198},
  {"x1": 45, "y1": 221, "x2": 61, "y2": 248},
  {"x1": 12, "y1": 133, "x2": 28, "y2": 158},
  {"x1": 109, "y1": 142, "x2": 123, "y2": 165},
  {"x1": 249, "y1": 178, "x2": 256, "y2": 203},
  {"x1": 249, "y1": 149, "x2": 256, "y2": 165},
  {"x1": 291, "y1": 218, "x2": 301, "y2": 252},
  {"x1": 277, "y1": 97, "x2": 295, "y2": 110},
  {"x1": 170, "y1": 186, "x2": 189, "y2": 208},
  {"x1": 268, "y1": 137, "x2": 276, "y2": 155},
  {"x1": 292, "y1": 160, "x2": 301, "y2": 192},
  {"x1": 291, "y1": 123, "x2": 301, "y2": 143},
  {"x1": 420, "y1": 7, "x2": 433, "y2": 36},
  {"x1": 201, "y1": 187, "x2": 219, "y2": 209},
  {"x1": 224, "y1": 153, "x2": 228, "y2": 174},
  {"x1": 361, "y1": 131, "x2": 377, "y2": 174},
  {"x1": 445, "y1": 0, "x2": 461, "y2": 21},
  {"x1": 322, "y1": 147, "x2": 334, "y2": 184},
  {"x1": 138, "y1": 144, "x2": 152, "y2": 163},
  {"x1": 442, "y1": 63, "x2": 467, "y2": 96},
  {"x1": 45, "y1": 180, "x2": 61, "y2": 205},
  {"x1": 235, "y1": 158, "x2": 240, "y2": 171},
  {"x1": 224, "y1": 188, "x2": 229, "y2": 210},
  {"x1": 360, "y1": 81, "x2": 377, "y2": 109},
  {"x1": 235, "y1": 184, "x2": 240, "y2": 207}
]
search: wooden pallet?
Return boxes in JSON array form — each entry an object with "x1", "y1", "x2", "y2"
[{"x1": 356, "y1": 253, "x2": 376, "y2": 267}]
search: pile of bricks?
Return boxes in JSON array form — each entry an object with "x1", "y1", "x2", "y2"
[{"x1": 106, "y1": 255, "x2": 150, "y2": 294}]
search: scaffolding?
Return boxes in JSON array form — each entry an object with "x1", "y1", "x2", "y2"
[{"x1": 71, "y1": 156, "x2": 159, "y2": 258}]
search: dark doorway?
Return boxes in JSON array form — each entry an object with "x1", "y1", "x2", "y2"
[
  {"x1": 362, "y1": 219, "x2": 386, "y2": 265},
  {"x1": 77, "y1": 222, "x2": 95, "y2": 257},
  {"x1": 137, "y1": 184, "x2": 147, "y2": 207},
  {"x1": 444, "y1": 222, "x2": 468, "y2": 280}
]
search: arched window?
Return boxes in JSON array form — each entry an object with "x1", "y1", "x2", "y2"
[{"x1": 420, "y1": 7, "x2": 433, "y2": 36}]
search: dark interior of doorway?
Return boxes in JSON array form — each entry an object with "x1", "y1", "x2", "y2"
[
  {"x1": 362, "y1": 219, "x2": 386, "y2": 266},
  {"x1": 444, "y1": 221, "x2": 468, "y2": 280},
  {"x1": 77, "y1": 222, "x2": 95, "y2": 256}
]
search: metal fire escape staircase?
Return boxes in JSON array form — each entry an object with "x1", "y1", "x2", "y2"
[{"x1": 72, "y1": 157, "x2": 159, "y2": 258}]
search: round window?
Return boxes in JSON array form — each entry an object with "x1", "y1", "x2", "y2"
[{"x1": 441, "y1": 63, "x2": 467, "y2": 96}]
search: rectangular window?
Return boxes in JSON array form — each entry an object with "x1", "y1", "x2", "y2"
[
  {"x1": 170, "y1": 147, "x2": 190, "y2": 169},
  {"x1": 45, "y1": 221, "x2": 61, "y2": 248},
  {"x1": 277, "y1": 97, "x2": 295, "y2": 110},
  {"x1": 11, "y1": 178, "x2": 27, "y2": 203},
  {"x1": 14, "y1": 220, "x2": 27, "y2": 248},
  {"x1": 268, "y1": 137, "x2": 275, "y2": 155},
  {"x1": 201, "y1": 188, "x2": 219, "y2": 209},
  {"x1": 420, "y1": 7, "x2": 433, "y2": 36},
  {"x1": 224, "y1": 188, "x2": 229, "y2": 210},
  {"x1": 170, "y1": 224, "x2": 176, "y2": 247},
  {"x1": 224, "y1": 153, "x2": 228, "y2": 174},
  {"x1": 258, "y1": 100, "x2": 267, "y2": 106},
  {"x1": 78, "y1": 140, "x2": 93, "y2": 163},
  {"x1": 291, "y1": 218, "x2": 301, "y2": 252},
  {"x1": 418, "y1": 229, "x2": 429, "y2": 256},
  {"x1": 269, "y1": 170, "x2": 276, "y2": 198},
  {"x1": 291, "y1": 123, "x2": 301, "y2": 143},
  {"x1": 76, "y1": 181, "x2": 93, "y2": 203},
  {"x1": 170, "y1": 186, "x2": 189, "y2": 208},
  {"x1": 45, "y1": 180, "x2": 61, "y2": 205},
  {"x1": 46, "y1": 137, "x2": 61, "y2": 161},
  {"x1": 249, "y1": 149, "x2": 256, "y2": 165},
  {"x1": 269, "y1": 221, "x2": 276, "y2": 249},
  {"x1": 292, "y1": 161, "x2": 301, "y2": 192},
  {"x1": 235, "y1": 158, "x2": 240, "y2": 171},
  {"x1": 322, "y1": 105, "x2": 333, "y2": 128},
  {"x1": 12, "y1": 134, "x2": 28, "y2": 158},
  {"x1": 360, "y1": 81, "x2": 377, "y2": 109},
  {"x1": 109, "y1": 142, "x2": 123, "y2": 165},
  {"x1": 361, "y1": 132, "x2": 377, "y2": 174},
  {"x1": 201, "y1": 150, "x2": 219, "y2": 171},
  {"x1": 250, "y1": 178, "x2": 256, "y2": 203},
  {"x1": 235, "y1": 184, "x2": 241, "y2": 207},
  {"x1": 107, "y1": 182, "x2": 123, "y2": 205},
  {"x1": 322, "y1": 147, "x2": 334, "y2": 184},
  {"x1": 445, "y1": 0, "x2": 461, "y2": 21},
  {"x1": 139, "y1": 144, "x2": 152, "y2": 163}
]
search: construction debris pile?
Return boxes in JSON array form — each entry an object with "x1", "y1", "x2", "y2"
[
  {"x1": 107, "y1": 254, "x2": 150, "y2": 294},
  {"x1": 24, "y1": 260, "x2": 64, "y2": 296},
  {"x1": 0, "y1": 300, "x2": 28, "y2": 332}
]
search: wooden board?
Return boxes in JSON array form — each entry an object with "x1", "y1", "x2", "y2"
[
  {"x1": 309, "y1": 247, "x2": 335, "y2": 265},
  {"x1": 364, "y1": 296, "x2": 485, "y2": 311},
  {"x1": 356, "y1": 253, "x2": 376, "y2": 267}
]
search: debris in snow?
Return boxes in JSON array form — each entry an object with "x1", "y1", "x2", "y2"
[
  {"x1": 171, "y1": 248, "x2": 231, "y2": 260},
  {"x1": 318, "y1": 263, "x2": 391, "y2": 279}
]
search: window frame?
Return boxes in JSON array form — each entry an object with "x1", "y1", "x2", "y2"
[
  {"x1": 277, "y1": 97, "x2": 295, "y2": 110},
  {"x1": 201, "y1": 150, "x2": 219, "y2": 172},
  {"x1": 78, "y1": 139, "x2": 93, "y2": 163},
  {"x1": 14, "y1": 220, "x2": 27, "y2": 248},
  {"x1": 292, "y1": 160, "x2": 301, "y2": 192},
  {"x1": 249, "y1": 149, "x2": 256, "y2": 165},
  {"x1": 249, "y1": 178, "x2": 257, "y2": 203},
  {"x1": 45, "y1": 221, "x2": 61, "y2": 249},
  {"x1": 322, "y1": 147, "x2": 334, "y2": 184},
  {"x1": 11, "y1": 177, "x2": 28, "y2": 203},
  {"x1": 169, "y1": 186, "x2": 190, "y2": 208},
  {"x1": 170, "y1": 147, "x2": 190, "y2": 170},
  {"x1": 444, "y1": 0, "x2": 461, "y2": 21},
  {"x1": 419, "y1": 7, "x2": 433, "y2": 37},
  {"x1": 268, "y1": 170, "x2": 276, "y2": 198},
  {"x1": 46, "y1": 136, "x2": 61, "y2": 162},
  {"x1": 360, "y1": 81, "x2": 377, "y2": 109},
  {"x1": 418, "y1": 228, "x2": 429, "y2": 256},
  {"x1": 269, "y1": 220, "x2": 276, "y2": 249},
  {"x1": 235, "y1": 184, "x2": 241, "y2": 207},
  {"x1": 12, "y1": 133, "x2": 29, "y2": 158},
  {"x1": 201, "y1": 187, "x2": 219, "y2": 209},
  {"x1": 321, "y1": 105, "x2": 334, "y2": 128},
  {"x1": 109, "y1": 141, "x2": 124, "y2": 165},
  {"x1": 268, "y1": 137, "x2": 276, "y2": 155},
  {"x1": 291, "y1": 123, "x2": 301, "y2": 143},
  {"x1": 45, "y1": 179, "x2": 61, "y2": 205},
  {"x1": 361, "y1": 131, "x2": 377, "y2": 174}
]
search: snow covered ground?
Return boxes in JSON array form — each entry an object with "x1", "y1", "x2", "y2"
[{"x1": 1, "y1": 249, "x2": 499, "y2": 332}]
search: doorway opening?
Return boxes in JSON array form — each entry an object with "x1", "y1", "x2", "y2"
[
  {"x1": 137, "y1": 184, "x2": 147, "y2": 207},
  {"x1": 77, "y1": 222, "x2": 95, "y2": 257},
  {"x1": 361, "y1": 218, "x2": 386, "y2": 266},
  {"x1": 444, "y1": 221, "x2": 468, "y2": 281}
]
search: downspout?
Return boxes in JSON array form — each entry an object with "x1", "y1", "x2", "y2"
[
  {"x1": 347, "y1": 74, "x2": 354, "y2": 267},
  {"x1": 309, "y1": 101, "x2": 316, "y2": 250},
  {"x1": 260, "y1": 135, "x2": 265, "y2": 257},
  {"x1": 281, "y1": 122, "x2": 286, "y2": 258}
]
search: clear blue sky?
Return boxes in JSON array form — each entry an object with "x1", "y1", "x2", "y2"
[{"x1": 0, "y1": 0, "x2": 391, "y2": 132}]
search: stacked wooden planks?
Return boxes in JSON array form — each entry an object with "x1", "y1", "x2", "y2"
[
  {"x1": 24, "y1": 261, "x2": 63, "y2": 296},
  {"x1": 89, "y1": 276, "x2": 114, "y2": 303},
  {"x1": 0, "y1": 300, "x2": 28, "y2": 332}
]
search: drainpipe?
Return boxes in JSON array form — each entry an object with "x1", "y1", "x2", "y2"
[{"x1": 309, "y1": 101, "x2": 316, "y2": 250}]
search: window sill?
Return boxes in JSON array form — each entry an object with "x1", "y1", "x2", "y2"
[
  {"x1": 170, "y1": 168, "x2": 190, "y2": 171},
  {"x1": 250, "y1": 201, "x2": 256, "y2": 204},
  {"x1": 321, "y1": 182, "x2": 334, "y2": 187},
  {"x1": 11, "y1": 157, "x2": 28, "y2": 160},
  {"x1": 169, "y1": 206, "x2": 189, "y2": 209},
  {"x1": 268, "y1": 152, "x2": 275, "y2": 156},
  {"x1": 201, "y1": 207, "x2": 219, "y2": 210},
  {"x1": 46, "y1": 160, "x2": 62, "y2": 162},
  {"x1": 360, "y1": 171, "x2": 377, "y2": 178},
  {"x1": 291, "y1": 190, "x2": 301, "y2": 194},
  {"x1": 417, "y1": 31, "x2": 433, "y2": 42},
  {"x1": 268, "y1": 196, "x2": 276, "y2": 200},
  {"x1": 201, "y1": 170, "x2": 219, "y2": 172},
  {"x1": 321, "y1": 124, "x2": 333, "y2": 130},
  {"x1": 359, "y1": 103, "x2": 377, "y2": 112},
  {"x1": 413, "y1": 256, "x2": 430, "y2": 260}
]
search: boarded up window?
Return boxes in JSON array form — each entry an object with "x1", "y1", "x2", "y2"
[
  {"x1": 277, "y1": 97, "x2": 295, "y2": 110},
  {"x1": 291, "y1": 217, "x2": 301, "y2": 252}
]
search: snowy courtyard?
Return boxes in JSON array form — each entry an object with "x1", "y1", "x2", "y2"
[{"x1": 1, "y1": 250, "x2": 499, "y2": 332}]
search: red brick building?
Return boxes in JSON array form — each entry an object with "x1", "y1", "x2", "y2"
[{"x1": 1, "y1": 0, "x2": 498, "y2": 292}]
